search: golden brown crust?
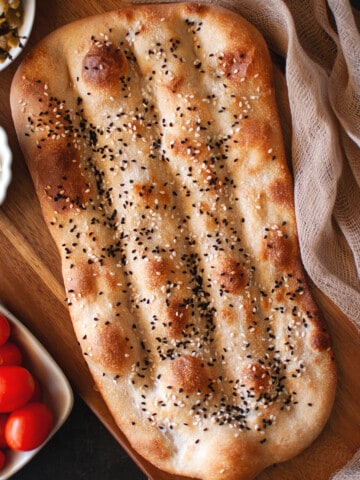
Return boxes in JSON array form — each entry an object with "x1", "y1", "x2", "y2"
[{"x1": 10, "y1": 3, "x2": 336, "y2": 479}]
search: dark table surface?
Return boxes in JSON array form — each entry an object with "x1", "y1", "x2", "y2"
[{"x1": 12, "y1": 392, "x2": 147, "y2": 480}]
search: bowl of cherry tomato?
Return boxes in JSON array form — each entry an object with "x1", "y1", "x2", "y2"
[{"x1": 0, "y1": 304, "x2": 73, "y2": 479}]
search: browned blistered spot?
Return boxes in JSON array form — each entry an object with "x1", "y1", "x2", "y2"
[
  {"x1": 241, "y1": 362, "x2": 272, "y2": 395},
  {"x1": 220, "y1": 307, "x2": 237, "y2": 325},
  {"x1": 269, "y1": 179, "x2": 294, "y2": 208},
  {"x1": 184, "y1": 2, "x2": 209, "y2": 14},
  {"x1": 144, "y1": 257, "x2": 173, "y2": 288},
  {"x1": 233, "y1": 119, "x2": 272, "y2": 153},
  {"x1": 36, "y1": 141, "x2": 90, "y2": 212},
  {"x1": 274, "y1": 288, "x2": 286, "y2": 303},
  {"x1": 137, "y1": 438, "x2": 171, "y2": 463},
  {"x1": 195, "y1": 201, "x2": 212, "y2": 215},
  {"x1": 105, "y1": 271, "x2": 120, "y2": 290},
  {"x1": 133, "y1": 182, "x2": 170, "y2": 208},
  {"x1": 262, "y1": 229, "x2": 294, "y2": 268},
  {"x1": 243, "y1": 302, "x2": 256, "y2": 325},
  {"x1": 309, "y1": 330, "x2": 331, "y2": 352},
  {"x1": 66, "y1": 262, "x2": 97, "y2": 297},
  {"x1": 170, "y1": 138, "x2": 190, "y2": 157},
  {"x1": 82, "y1": 44, "x2": 127, "y2": 87},
  {"x1": 166, "y1": 300, "x2": 190, "y2": 338},
  {"x1": 115, "y1": 7, "x2": 135, "y2": 23},
  {"x1": 66, "y1": 264, "x2": 120, "y2": 298},
  {"x1": 169, "y1": 355, "x2": 211, "y2": 394},
  {"x1": 260, "y1": 295, "x2": 272, "y2": 311},
  {"x1": 219, "y1": 48, "x2": 255, "y2": 80},
  {"x1": 298, "y1": 289, "x2": 332, "y2": 352},
  {"x1": 211, "y1": 257, "x2": 247, "y2": 294},
  {"x1": 86, "y1": 324, "x2": 133, "y2": 375},
  {"x1": 166, "y1": 76, "x2": 183, "y2": 93},
  {"x1": 20, "y1": 76, "x2": 46, "y2": 100}
]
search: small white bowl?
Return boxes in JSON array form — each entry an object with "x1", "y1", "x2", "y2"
[
  {"x1": 0, "y1": 303, "x2": 73, "y2": 480},
  {"x1": 0, "y1": 127, "x2": 12, "y2": 206},
  {"x1": 0, "y1": 0, "x2": 36, "y2": 72}
]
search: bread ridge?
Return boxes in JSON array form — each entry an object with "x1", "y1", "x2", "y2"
[{"x1": 10, "y1": 3, "x2": 336, "y2": 479}]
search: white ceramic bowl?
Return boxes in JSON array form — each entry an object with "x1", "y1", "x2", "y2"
[
  {"x1": 0, "y1": 0, "x2": 36, "y2": 72},
  {"x1": 0, "y1": 304, "x2": 73, "y2": 479},
  {"x1": 0, "y1": 127, "x2": 12, "y2": 206}
]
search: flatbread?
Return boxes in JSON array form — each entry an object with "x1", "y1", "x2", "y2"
[{"x1": 10, "y1": 3, "x2": 336, "y2": 479}]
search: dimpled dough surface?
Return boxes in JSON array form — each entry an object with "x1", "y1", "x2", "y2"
[{"x1": 10, "y1": 3, "x2": 336, "y2": 479}]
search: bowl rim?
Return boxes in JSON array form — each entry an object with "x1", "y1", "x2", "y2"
[
  {"x1": 0, "y1": 0, "x2": 36, "y2": 72},
  {"x1": 0, "y1": 127, "x2": 12, "y2": 206}
]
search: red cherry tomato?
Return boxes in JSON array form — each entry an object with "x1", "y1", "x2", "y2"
[
  {"x1": 29, "y1": 376, "x2": 42, "y2": 403},
  {"x1": 0, "y1": 414, "x2": 8, "y2": 449},
  {"x1": 0, "y1": 342, "x2": 22, "y2": 366},
  {"x1": 0, "y1": 366, "x2": 35, "y2": 412},
  {"x1": 0, "y1": 316, "x2": 10, "y2": 346},
  {"x1": 0, "y1": 449, "x2": 5, "y2": 469},
  {"x1": 5, "y1": 402, "x2": 53, "y2": 451}
]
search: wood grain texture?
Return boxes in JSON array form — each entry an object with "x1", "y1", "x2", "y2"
[{"x1": 0, "y1": 1, "x2": 359, "y2": 479}]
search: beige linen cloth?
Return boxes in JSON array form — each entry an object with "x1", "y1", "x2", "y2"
[{"x1": 131, "y1": 0, "x2": 360, "y2": 477}]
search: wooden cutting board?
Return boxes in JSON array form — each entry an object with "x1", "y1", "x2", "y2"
[{"x1": 0, "y1": 1, "x2": 359, "y2": 479}]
